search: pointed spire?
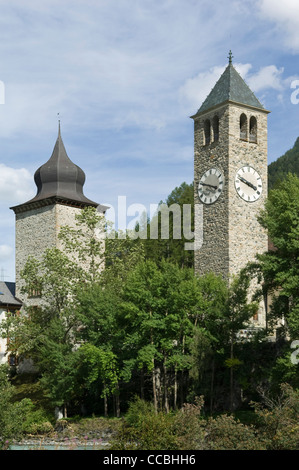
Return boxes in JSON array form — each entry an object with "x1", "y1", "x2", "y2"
[
  {"x1": 14, "y1": 126, "x2": 99, "y2": 208},
  {"x1": 192, "y1": 54, "x2": 266, "y2": 116}
]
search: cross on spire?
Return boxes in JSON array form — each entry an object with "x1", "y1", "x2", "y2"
[{"x1": 228, "y1": 50, "x2": 233, "y2": 65}]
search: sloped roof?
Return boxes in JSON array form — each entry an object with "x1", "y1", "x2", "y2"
[
  {"x1": 11, "y1": 124, "x2": 99, "y2": 212},
  {"x1": 0, "y1": 282, "x2": 22, "y2": 307},
  {"x1": 193, "y1": 62, "x2": 266, "y2": 117}
]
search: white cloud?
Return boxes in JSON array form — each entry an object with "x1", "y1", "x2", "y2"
[
  {"x1": 258, "y1": 0, "x2": 299, "y2": 51},
  {"x1": 0, "y1": 164, "x2": 34, "y2": 204},
  {"x1": 0, "y1": 244, "x2": 13, "y2": 261},
  {"x1": 245, "y1": 65, "x2": 285, "y2": 92}
]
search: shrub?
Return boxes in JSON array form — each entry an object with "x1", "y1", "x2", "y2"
[
  {"x1": 252, "y1": 383, "x2": 299, "y2": 450},
  {"x1": 110, "y1": 397, "x2": 178, "y2": 450},
  {"x1": 204, "y1": 414, "x2": 266, "y2": 450},
  {"x1": 173, "y1": 396, "x2": 206, "y2": 450}
]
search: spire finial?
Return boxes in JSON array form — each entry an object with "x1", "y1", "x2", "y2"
[
  {"x1": 57, "y1": 113, "x2": 61, "y2": 137},
  {"x1": 228, "y1": 50, "x2": 233, "y2": 65}
]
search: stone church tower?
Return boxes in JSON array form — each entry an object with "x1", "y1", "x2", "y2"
[
  {"x1": 10, "y1": 124, "x2": 106, "y2": 303},
  {"x1": 192, "y1": 53, "x2": 270, "y2": 326}
]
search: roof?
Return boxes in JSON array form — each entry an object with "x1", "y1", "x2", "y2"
[
  {"x1": 11, "y1": 124, "x2": 99, "y2": 212},
  {"x1": 0, "y1": 282, "x2": 22, "y2": 307},
  {"x1": 192, "y1": 60, "x2": 268, "y2": 117}
]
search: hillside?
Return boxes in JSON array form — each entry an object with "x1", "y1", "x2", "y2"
[{"x1": 268, "y1": 137, "x2": 299, "y2": 190}]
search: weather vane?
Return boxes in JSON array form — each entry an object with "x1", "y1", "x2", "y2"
[{"x1": 228, "y1": 50, "x2": 233, "y2": 64}]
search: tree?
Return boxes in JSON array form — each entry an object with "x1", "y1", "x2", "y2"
[
  {"x1": 142, "y1": 182, "x2": 194, "y2": 268},
  {"x1": 256, "y1": 173, "x2": 299, "y2": 339},
  {"x1": 120, "y1": 260, "x2": 197, "y2": 412}
]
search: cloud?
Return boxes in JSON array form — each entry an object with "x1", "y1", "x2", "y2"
[
  {"x1": 0, "y1": 244, "x2": 13, "y2": 261},
  {"x1": 258, "y1": 0, "x2": 299, "y2": 52},
  {"x1": 179, "y1": 61, "x2": 295, "y2": 112},
  {"x1": 0, "y1": 164, "x2": 34, "y2": 204}
]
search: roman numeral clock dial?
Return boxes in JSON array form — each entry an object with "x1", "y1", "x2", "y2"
[
  {"x1": 198, "y1": 168, "x2": 224, "y2": 204},
  {"x1": 235, "y1": 166, "x2": 262, "y2": 202}
]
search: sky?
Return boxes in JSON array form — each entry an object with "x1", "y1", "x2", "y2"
[{"x1": 0, "y1": 0, "x2": 299, "y2": 282}]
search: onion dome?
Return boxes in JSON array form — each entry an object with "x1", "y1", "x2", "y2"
[{"x1": 11, "y1": 124, "x2": 99, "y2": 212}]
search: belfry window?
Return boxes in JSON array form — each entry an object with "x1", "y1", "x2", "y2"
[
  {"x1": 249, "y1": 116, "x2": 257, "y2": 143},
  {"x1": 240, "y1": 113, "x2": 247, "y2": 140},
  {"x1": 212, "y1": 116, "x2": 219, "y2": 142},
  {"x1": 204, "y1": 119, "x2": 211, "y2": 145}
]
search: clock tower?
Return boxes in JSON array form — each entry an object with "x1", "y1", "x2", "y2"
[{"x1": 192, "y1": 52, "x2": 270, "y2": 326}]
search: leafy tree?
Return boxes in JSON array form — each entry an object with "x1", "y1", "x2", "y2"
[
  {"x1": 256, "y1": 173, "x2": 299, "y2": 339},
  {"x1": 0, "y1": 365, "x2": 34, "y2": 448},
  {"x1": 142, "y1": 182, "x2": 194, "y2": 268}
]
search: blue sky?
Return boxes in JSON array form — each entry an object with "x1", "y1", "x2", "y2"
[{"x1": 0, "y1": 0, "x2": 299, "y2": 281}]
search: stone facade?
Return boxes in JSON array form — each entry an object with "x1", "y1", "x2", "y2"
[
  {"x1": 14, "y1": 202, "x2": 88, "y2": 305},
  {"x1": 193, "y1": 101, "x2": 269, "y2": 327}
]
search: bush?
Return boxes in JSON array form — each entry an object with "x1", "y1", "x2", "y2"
[
  {"x1": 0, "y1": 365, "x2": 36, "y2": 448},
  {"x1": 110, "y1": 397, "x2": 178, "y2": 450},
  {"x1": 204, "y1": 414, "x2": 266, "y2": 450},
  {"x1": 252, "y1": 383, "x2": 299, "y2": 450},
  {"x1": 173, "y1": 396, "x2": 206, "y2": 450}
]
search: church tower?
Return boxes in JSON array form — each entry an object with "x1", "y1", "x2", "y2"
[
  {"x1": 10, "y1": 124, "x2": 106, "y2": 303},
  {"x1": 192, "y1": 53, "x2": 270, "y2": 325}
]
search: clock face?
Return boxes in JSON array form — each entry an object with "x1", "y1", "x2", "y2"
[
  {"x1": 235, "y1": 166, "x2": 262, "y2": 202},
  {"x1": 198, "y1": 168, "x2": 224, "y2": 205}
]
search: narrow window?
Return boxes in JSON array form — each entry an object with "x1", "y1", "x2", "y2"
[
  {"x1": 249, "y1": 116, "x2": 257, "y2": 143},
  {"x1": 240, "y1": 113, "x2": 247, "y2": 140},
  {"x1": 204, "y1": 119, "x2": 211, "y2": 145},
  {"x1": 212, "y1": 116, "x2": 219, "y2": 142}
]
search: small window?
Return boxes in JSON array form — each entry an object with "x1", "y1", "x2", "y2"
[
  {"x1": 240, "y1": 113, "x2": 247, "y2": 140},
  {"x1": 204, "y1": 120, "x2": 211, "y2": 145},
  {"x1": 249, "y1": 116, "x2": 257, "y2": 143},
  {"x1": 212, "y1": 116, "x2": 219, "y2": 142}
]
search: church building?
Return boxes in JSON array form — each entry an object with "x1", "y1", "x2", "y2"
[
  {"x1": 1, "y1": 52, "x2": 271, "y2": 364},
  {"x1": 192, "y1": 51, "x2": 270, "y2": 329}
]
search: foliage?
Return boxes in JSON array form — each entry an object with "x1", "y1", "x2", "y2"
[
  {"x1": 256, "y1": 173, "x2": 299, "y2": 339},
  {"x1": 0, "y1": 365, "x2": 36, "y2": 449},
  {"x1": 251, "y1": 383, "x2": 299, "y2": 450},
  {"x1": 204, "y1": 413, "x2": 265, "y2": 450},
  {"x1": 268, "y1": 137, "x2": 299, "y2": 190},
  {"x1": 110, "y1": 396, "x2": 178, "y2": 450},
  {"x1": 141, "y1": 182, "x2": 194, "y2": 268}
]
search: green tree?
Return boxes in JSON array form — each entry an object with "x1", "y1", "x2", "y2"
[
  {"x1": 0, "y1": 365, "x2": 34, "y2": 448},
  {"x1": 256, "y1": 173, "x2": 299, "y2": 339},
  {"x1": 120, "y1": 260, "x2": 197, "y2": 412}
]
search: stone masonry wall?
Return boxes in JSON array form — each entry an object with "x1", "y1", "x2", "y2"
[{"x1": 193, "y1": 102, "x2": 269, "y2": 327}]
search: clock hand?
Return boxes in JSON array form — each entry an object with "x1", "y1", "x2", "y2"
[
  {"x1": 201, "y1": 183, "x2": 218, "y2": 190},
  {"x1": 237, "y1": 176, "x2": 257, "y2": 191}
]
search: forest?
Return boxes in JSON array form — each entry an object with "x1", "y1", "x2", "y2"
[{"x1": 0, "y1": 173, "x2": 299, "y2": 451}]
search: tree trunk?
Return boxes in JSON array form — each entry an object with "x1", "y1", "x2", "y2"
[
  {"x1": 163, "y1": 355, "x2": 169, "y2": 413},
  {"x1": 210, "y1": 357, "x2": 215, "y2": 414},
  {"x1": 115, "y1": 383, "x2": 120, "y2": 418},
  {"x1": 230, "y1": 338, "x2": 234, "y2": 412},
  {"x1": 140, "y1": 368, "x2": 145, "y2": 400},
  {"x1": 152, "y1": 359, "x2": 158, "y2": 414},
  {"x1": 174, "y1": 368, "x2": 177, "y2": 410}
]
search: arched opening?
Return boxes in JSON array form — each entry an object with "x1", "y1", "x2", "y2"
[
  {"x1": 240, "y1": 113, "x2": 247, "y2": 140},
  {"x1": 204, "y1": 119, "x2": 211, "y2": 145},
  {"x1": 212, "y1": 116, "x2": 219, "y2": 142},
  {"x1": 249, "y1": 116, "x2": 257, "y2": 143}
]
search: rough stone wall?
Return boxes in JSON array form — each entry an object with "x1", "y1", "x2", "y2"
[
  {"x1": 194, "y1": 104, "x2": 230, "y2": 278},
  {"x1": 15, "y1": 203, "x2": 105, "y2": 306},
  {"x1": 194, "y1": 102, "x2": 269, "y2": 327},
  {"x1": 227, "y1": 104, "x2": 268, "y2": 277},
  {"x1": 15, "y1": 204, "x2": 57, "y2": 302}
]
